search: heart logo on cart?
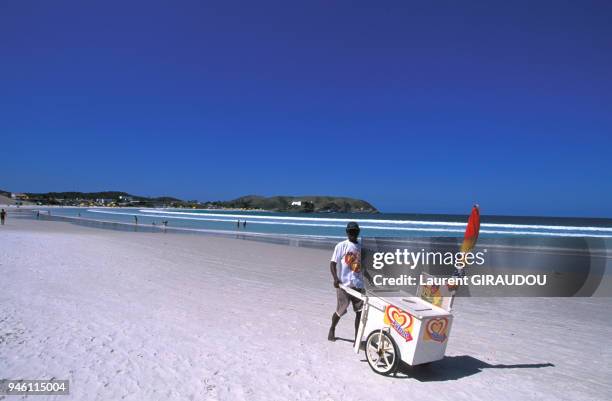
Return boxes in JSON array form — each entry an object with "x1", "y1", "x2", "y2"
[
  {"x1": 384, "y1": 305, "x2": 413, "y2": 341},
  {"x1": 425, "y1": 318, "x2": 448, "y2": 343},
  {"x1": 386, "y1": 306, "x2": 412, "y2": 329}
]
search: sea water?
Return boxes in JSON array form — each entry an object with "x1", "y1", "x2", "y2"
[{"x1": 45, "y1": 207, "x2": 612, "y2": 239}]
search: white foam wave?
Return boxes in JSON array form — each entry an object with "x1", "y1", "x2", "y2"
[
  {"x1": 85, "y1": 209, "x2": 612, "y2": 237},
  {"x1": 137, "y1": 209, "x2": 612, "y2": 233}
]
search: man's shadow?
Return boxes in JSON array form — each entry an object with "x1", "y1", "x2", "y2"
[{"x1": 389, "y1": 355, "x2": 554, "y2": 381}]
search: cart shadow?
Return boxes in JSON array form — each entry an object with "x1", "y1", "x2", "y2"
[
  {"x1": 394, "y1": 356, "x2": 554, "y2": 381},
  {"x1": 356, "y1": 355, "x2": 554, "y2": 381}
]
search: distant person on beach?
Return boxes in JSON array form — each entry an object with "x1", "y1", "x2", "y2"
[
  {"x1": 243, "y1": 220, "x2": 247, "y2": 228},
  {"x1": 237, "y1": 220, "x2": 240, "y2": 228},
  {"x1": 1, "y1": 209, "x2": 6, "y2": 225},
  {"x1": 134, "y1": 215, "x2": 138, "y2": 225},
  {"x1": 36, "y1": 211, "x2": 40, "y2": 219},
  {"x1": 328, "y1": 222, "x2": 363, "y2": 342}
]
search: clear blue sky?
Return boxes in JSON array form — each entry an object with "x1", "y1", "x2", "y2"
[{"x1": 1, "y1": 1, "x2": 611, "y2": 216}]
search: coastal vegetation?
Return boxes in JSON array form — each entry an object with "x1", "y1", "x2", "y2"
[
  {"x1": 204, "y1": 195, "x2": 378, "y2": 213},
  {"x1": 0, "y1": 190, "x2": 378, "y2": 213}
]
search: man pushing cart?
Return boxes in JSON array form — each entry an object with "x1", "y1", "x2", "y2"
[
  {"x1": 327, "y1": 207, "x2": 480, "y2": 376},
  {"x1": 328, "y1": 222, "x2": 364, "y2": 342}
]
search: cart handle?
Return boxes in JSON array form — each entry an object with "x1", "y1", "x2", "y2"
[{"x1": 339, "y1": 284, "x2": 366, "y2": 301}]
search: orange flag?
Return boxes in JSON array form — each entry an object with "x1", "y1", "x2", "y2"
[{"x1": 460, "y1": 205, "x2": 480, "y2": 253}]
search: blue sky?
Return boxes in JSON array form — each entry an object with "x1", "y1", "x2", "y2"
[{"x1": 1, "y1": 1, "x2": 611, "y2": 216}]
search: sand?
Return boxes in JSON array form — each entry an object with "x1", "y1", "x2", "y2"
[{"x1": 1, "y1": 217, "x2": 611, "y2": 401}]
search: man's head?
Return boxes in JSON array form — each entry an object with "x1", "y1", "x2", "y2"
[{"x1": 346, "y1": 222, "x2": 360, "y2": 242}]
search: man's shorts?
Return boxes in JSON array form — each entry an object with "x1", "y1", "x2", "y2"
[{"x1": 336, "y1": 287, "x2": 365, "y2": 316}]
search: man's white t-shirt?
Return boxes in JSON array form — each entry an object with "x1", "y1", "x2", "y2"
[{"x1": 331, "y1": 239, "x2": 364, "y2": 289}]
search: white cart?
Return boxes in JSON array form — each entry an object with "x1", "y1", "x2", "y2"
[{"x1": 341, "y1": 275, "x2": 455, "y2": 375}]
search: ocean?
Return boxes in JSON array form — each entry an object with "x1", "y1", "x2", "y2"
[{"x1": 46, "y1": 207, "x2": 612, "y2": 239}]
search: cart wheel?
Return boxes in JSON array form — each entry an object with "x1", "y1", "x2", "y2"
[{"x1": 365, "y1": 330, "x2": 400, "y2": 375}]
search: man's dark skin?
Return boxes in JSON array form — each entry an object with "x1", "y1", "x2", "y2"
[{"x1": 328, "y1": 227, "x2": 361, "y2": 342}]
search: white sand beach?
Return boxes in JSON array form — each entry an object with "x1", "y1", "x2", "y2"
[{"x1": 1, "y1": 217, "x2": 611, "y2": 401}]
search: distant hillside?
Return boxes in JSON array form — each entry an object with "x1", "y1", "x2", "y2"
[
  {"x1": 1, "y1": 189, "x2": 377, "y2": 213},
  {"x1": 16, "y1": 190, "x2": 188, "y2": 207},
  {"x1": 0, "y1": 194, "x2": 15, "y2": 205},
  {"x1": 0, "y1": 189, "x2": 17, "y2": 205},
  {"x1": 24, "y1": 191, "x2": 180, "y2": 202},
  {"x1": 206, "y1": 195, "x2": 378, "y2": 213}
]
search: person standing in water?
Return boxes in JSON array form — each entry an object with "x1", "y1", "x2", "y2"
[
  {"x1": 243, "y1": 220, "x2": 247, "y2": 228},
  {"x1": 134, "y1": 215, "x2": 138, "y2": 225},
  {"x1": 328, "y1": 222, "x2": 364, "y2": 341},
  {"x1": 237, "y1": 220, "x2": 240, "y2": 228},
  {"x1": 1, "y1": 209, "x2": 6, "y2": 225}
]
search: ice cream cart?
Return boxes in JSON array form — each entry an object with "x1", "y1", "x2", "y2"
[{"x1": 341, "y1": 275, "x2": 455, "y2": 375}]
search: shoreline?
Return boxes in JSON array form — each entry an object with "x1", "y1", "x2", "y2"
[
  {"x1": 14, "y1": 210, "x2": 612, "y2": 256},
  {"x1": 10, "y1": 210, "x2": 343, "y2": 249},
  {"x1": 4, "y1": 203, "x2": 612, "y2": 223}
]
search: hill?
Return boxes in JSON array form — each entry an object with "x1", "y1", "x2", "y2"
[
  {"x1": 1, "y1": 189, "x2": 377, "y2": 213},
  {"x1": 0, "y1": 194, "x2": 15, "y2": 205},
  {"x1": 205, "y1": 195, "x2": 378, "y2": 213},
  {"x1": 17, "y1": 191, "x2": 188, "y2": 207}
]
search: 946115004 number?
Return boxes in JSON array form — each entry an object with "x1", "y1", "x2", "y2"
[{"x1": 0, "y1": 379, "x2": 69, "y2": 395}]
